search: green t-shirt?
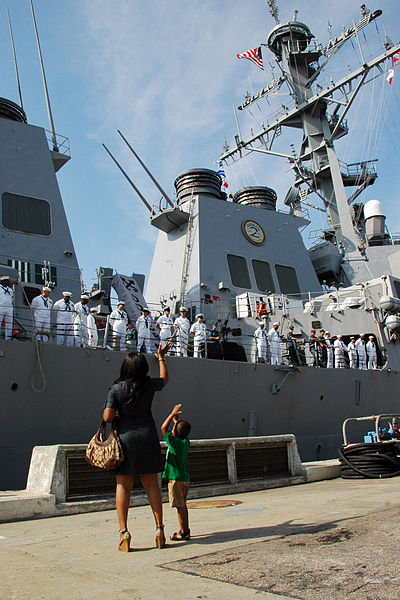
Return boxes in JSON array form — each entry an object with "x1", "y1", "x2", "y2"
[{"x1": 162, "y1": 431, "x2": 190, "y2": 482}]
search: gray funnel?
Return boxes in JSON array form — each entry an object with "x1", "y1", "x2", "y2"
[
  {"x1": 233, "y1": 186, "x2": 277, "y2": 210},
  {"x1": 174, "y1": 168, "x2": 222, "y2": 204}
]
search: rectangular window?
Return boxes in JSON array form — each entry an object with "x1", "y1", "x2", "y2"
[
  {"x1": 252, "y1": 260, "x2": 275, "y2": 293},
  {"x1": 2, "y1": 192, "x2": 51, "y2": 236},
  {"x1": 34, "y1": 263, "x2": 57, "y2": 287},
  {"x1": 227, "y1": 254, "x2": 251, "y2": 289},
  {"x1": 275, "y1": 264, "x2": 300, "y2": 295},
  {"x1": 7, "y1": 259, "x2": 30, "y2": 283}
]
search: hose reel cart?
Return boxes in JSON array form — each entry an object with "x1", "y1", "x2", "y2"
[{"x1": 340, "y1": 414, "x2": 400, "y2": 479}]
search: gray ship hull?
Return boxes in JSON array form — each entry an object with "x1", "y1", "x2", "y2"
[{"x1": 1, "y1": 338, "x2": 398, "y2": 490}]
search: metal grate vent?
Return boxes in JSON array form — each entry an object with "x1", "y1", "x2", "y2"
[
  {"x1": 187, "y1": 449, "x2": 229, "y2": 485},
  {"x1": 236, "y1": 445, "x2": 289, "y2": 480}
]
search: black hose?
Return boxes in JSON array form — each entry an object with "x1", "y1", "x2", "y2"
[{"x1": 339, "y1": 441, "x2": 400, "y2": 479}]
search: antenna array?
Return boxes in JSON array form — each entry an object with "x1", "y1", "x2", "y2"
[{"x1": 266, "y1": 0, "x2": 280, "y2": 25}]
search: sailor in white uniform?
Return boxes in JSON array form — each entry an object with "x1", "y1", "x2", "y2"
[
  {"x1": 110, "y1": 300, "x2": 130, "y2": 352},
  {"x1": 355, "y1": 334, "x2": 367, "y2": 370},
  {"x1": 254, "y1": 321, "x2": 267, "y2": 362},
  {"x1": 267, "y1": 322, "x2": 282, "y2": 365},
  {"x1": 174, "y1": 307, "x2": 190, "y2": 357},
  {"x1": 53, "y1": 291, "x2": 75, "y2": 346},
  {"x1": 324, "y1": 331, "x2": 334, "y2": 368},
  {"x1": 87, "y1": 307, "x2": 99, "y2": 349},
  {"x1": 190, "y1": 313, "x2": 207, "y2": 358},
  {"x1": 31, "y1": 286, "x2": 53, "y2": 342},
  {"x1": 334, "y1": 335, "x2": 347, "y2": 368},
  {"x1": 321, "y1": 280, "x2": 329, "y2": 293},
  {"x1": 156, "y1": 307, "x2": 174, "y2": 343},
  {"x1": 0, "y1": 275, "x2": 14, "y2": 340},
  {"x1": 366, "y1": 336, "x2": 377, "y2": 369},
  {"x1": 74, "y1": 293, "x2": 90, "y2": 347},
  {"x1": 329, "y1": 282, "x2": 337, "y2": 291},
  {"x1": 136, "y1": 308, "x2": 151, "y2": 352},
  {"x1": 347, "y1": 337, "x2": 357, "y2": 368}
]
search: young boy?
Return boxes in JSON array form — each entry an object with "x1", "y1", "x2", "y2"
[{"x1": 161, "y1": 403, "x2": 191, "y2": 541}]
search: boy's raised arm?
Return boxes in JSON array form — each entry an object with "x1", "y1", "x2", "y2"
[{"x1": 161, "y1": 404, "x2": 182, "y2": 436}]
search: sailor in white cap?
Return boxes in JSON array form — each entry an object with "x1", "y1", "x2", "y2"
[
  {"x1": 267, "y1": 322, "x2": 282, "y2": 365},
  {"x1": 174, "y1": 306, "x2": 190, "y2": 357},
  {"x1": 110, "y1": 300, "x2": 130, "y2": 352},
  {"x1": 190, "y1": 313, "x2": 207, "y2": 358},
  {"x1": 366, "y1": 335, "x2": 377, "y2": 369},
  {"x1": 334, "y1": 334, "x2": 347, "y2": 368},
  {"x1": 355, "y1": 333, "x2": 367, "y2": 370},
  {"x1": 0, "y1": 275, "x2": 14, "y2": 340},
  {"x1": 136, "y1": 307, "x2": 151, "y2": 353},
  {"x1": 53, "y1": 291, "x2": 75, "y2": 346},
  {"x1": 31, "y1": 286, "x2": 53, "y2": 342},
  {"x1": 347, "y1": 336, "x2": 357, "y2": 369},
  {"x1": 73, "y1": 293, "x2": 90, "y2": 347},
  {"x1": 254, "y1": 321, "x2": 267, "y2": 363},
  {"x1": 156, "y1": 307, "x2": 174, "y2": 344},
  {"x1": 324, "y1": 331, "x2": 334, "y2": 368},
  {"x1": 87, "y1": 307, "x2": 99, "y2": 349},
  {"x1": 321, "y1": 280, "x2": 329, "y2": 293}
]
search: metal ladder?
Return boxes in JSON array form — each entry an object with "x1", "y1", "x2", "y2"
[{"x1": 179, "y1": 190, "x2": 195, "y2": 306}]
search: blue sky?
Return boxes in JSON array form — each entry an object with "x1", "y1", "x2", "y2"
[{"x1": 1, "y1": 0, "x2": 399, "y2": 292}]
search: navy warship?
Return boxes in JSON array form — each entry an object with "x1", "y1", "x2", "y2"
[{"x1": 1, "y1": 3, "x2": 400, "y2": 489}]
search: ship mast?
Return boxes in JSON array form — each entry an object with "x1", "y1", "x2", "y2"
[{"x1": 221, "y1": 7, "x2": 400, "y2": 283}]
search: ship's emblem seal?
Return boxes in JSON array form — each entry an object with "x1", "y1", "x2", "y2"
[{"x1": 242, "y1": 220, "x2": 265, "y2": 245}]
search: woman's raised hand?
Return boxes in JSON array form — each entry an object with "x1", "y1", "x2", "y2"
[{"x1": 157, "y1": 341, "x2": 172, "y2": 360}]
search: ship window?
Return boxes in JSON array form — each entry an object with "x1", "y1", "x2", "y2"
[
  {"x1": 275, "y1": 264, "x2": 300, "y2": 295},
  {"x1": 2, "y1": 192, "x2": 51, "y2": 236},
  {"x1": 7, "y1": 259, "x2": 30, "y2": 283},
  {"x1": 227, "y1": 254, "x2": 251, "y2": 289},
  {"x1": 34, "y1": 264, "x2": 57, "y2": 287},
  {"x1": 252, "y1": 260, "x2": 275, "y2": 293}
]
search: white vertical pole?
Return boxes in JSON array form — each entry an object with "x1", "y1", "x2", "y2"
[{"x1": 30, "y1": 0, "x2": 58, "y2": 151}]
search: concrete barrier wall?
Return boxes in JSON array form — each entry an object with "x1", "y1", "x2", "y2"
[{"x1": 27, "y1": 435, "x2": 306, "y2": 503}]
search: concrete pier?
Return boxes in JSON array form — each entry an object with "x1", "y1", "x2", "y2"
[{"x1": 0, "y1": 477, "x2": 399, "y2": 599}]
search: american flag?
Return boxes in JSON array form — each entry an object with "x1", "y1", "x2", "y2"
[{"x1": 237, "y1": 47, "x2": 264, "y2": 70}]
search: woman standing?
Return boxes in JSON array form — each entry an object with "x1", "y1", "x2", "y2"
[{"x1": 103, "y1": 342, "x2": 171, "y2": 552}]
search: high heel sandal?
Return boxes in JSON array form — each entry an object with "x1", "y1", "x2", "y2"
[
  {"x1": 118, "y1": 530, "x2": 131, "y2": 552},
  {"x1": 155, "y1": 525, "x2": 166, "y2": 549}
]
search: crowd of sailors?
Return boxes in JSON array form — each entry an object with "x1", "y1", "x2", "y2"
[
  {"x1": 254, "y1": 321, "x2": 379, "y2": 370},
  {"x1": 0, "y1": 279, "x2": 216, "y2": 356},
  {"x1": 0, "y1": 277, "x2": 380, "y2": 369}
]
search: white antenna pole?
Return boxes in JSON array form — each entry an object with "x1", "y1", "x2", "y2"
[
  {"x1": 117, "y1": 130, "x2": 174, "y2": 208},
  {"x1": 6, "y1": 7, "x2": 24, "y2": 110},
  {"x1": 102, "y1": 143, "x2": 152, "y2": 212},
  {"x1": 30, "y1": 0, "x2": 58, "y2": 151}
]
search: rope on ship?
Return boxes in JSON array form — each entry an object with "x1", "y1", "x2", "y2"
[{"x1": 339, "y1": 441, "x2": 400, "y2": 479}]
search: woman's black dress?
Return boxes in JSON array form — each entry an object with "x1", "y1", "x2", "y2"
[{"x1": 105, "y1": 378, "x2": 164, "y2": 475}]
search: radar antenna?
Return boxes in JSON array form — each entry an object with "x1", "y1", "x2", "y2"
[{"x1": 266, "y1": 0, "x2": 280, "y2": 25}]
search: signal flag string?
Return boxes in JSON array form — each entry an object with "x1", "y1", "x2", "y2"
[{"x1": 387, "y1": 52, "x2": 399, "y2": 85}]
